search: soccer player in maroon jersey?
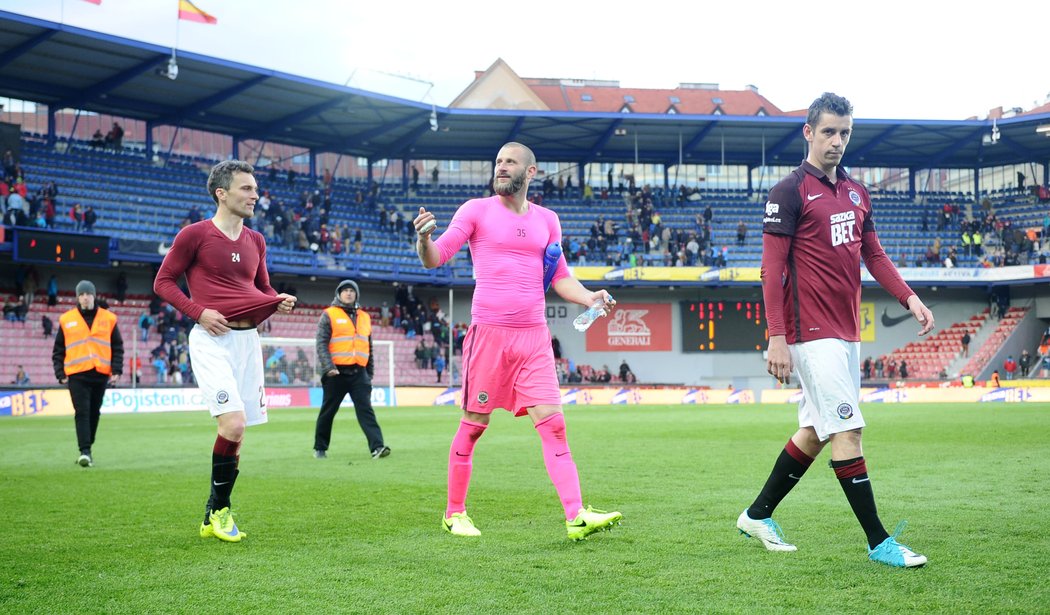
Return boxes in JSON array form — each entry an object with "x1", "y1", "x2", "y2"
[
  {"x1": 735, "y1": 93, "x2": 934, "y2": 568},
  {"x1": 155, "y1": 160, "x2": 297, "y2": 542}
]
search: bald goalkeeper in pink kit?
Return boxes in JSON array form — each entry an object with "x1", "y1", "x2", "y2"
[{"x1": 413, "y1": 142, "x2": 622, "y2": 540}]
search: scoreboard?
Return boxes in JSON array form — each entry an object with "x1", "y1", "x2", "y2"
[
  {"x1": 680, "y1": 300, "x2": 767, "y2": 352},
  {"x1": 14, "y1": 228, "x2": 110, "y2": 267}
]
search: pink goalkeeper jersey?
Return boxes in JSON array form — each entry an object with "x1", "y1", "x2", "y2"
[{"x1": 433, "y1": 196, "x2": 570, "y2": 327}]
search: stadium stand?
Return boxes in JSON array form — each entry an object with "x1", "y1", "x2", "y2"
[
  {"x1": 18, "y1": 136, "x2": 1049, "y2": 278},
  {"x1": 960, "y1": 306, "x2": 1031, "y2": 378}
]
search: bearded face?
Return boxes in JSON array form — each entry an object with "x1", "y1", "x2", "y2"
[{"x1": 493, "y1": 166, "x2": 527, "y2": 196}]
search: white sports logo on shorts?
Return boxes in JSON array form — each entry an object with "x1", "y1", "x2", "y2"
[
  {"x1": 836, "y1": 402, "x2": 854, "y2": 419},
  {"x1": 477, "y1": 391, "x2": 489, "y2": 404},
  {"x1": 217, "y1": 390, "x2": 229, "y2": 404},
  {"x1": 231, "y1": 252, "x2": 240, "y2": 262}
]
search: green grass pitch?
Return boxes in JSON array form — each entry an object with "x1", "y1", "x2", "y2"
[{"x1": 1, "y1": 403, "x2": 1048, "y2": 613}]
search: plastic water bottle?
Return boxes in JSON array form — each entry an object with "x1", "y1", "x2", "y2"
[
  {"x1": 573, "y1": 295, "x2": 613, "y2": 332},
  {"x1": 542, "y1": 242, "x2": 562, "y2": 292}
]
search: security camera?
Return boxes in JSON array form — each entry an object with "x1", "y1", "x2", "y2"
[{"x1": 164, "y1": 57, "x2": 178, "y2": 80}]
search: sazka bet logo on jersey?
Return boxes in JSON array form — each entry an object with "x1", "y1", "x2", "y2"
[{"x1": 829, "y1": 210, "x2": 858, "y2": 247}]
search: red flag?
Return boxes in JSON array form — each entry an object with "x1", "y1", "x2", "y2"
[{"x1": 178, "y1": 0, "x2": 217, "y2": 24}]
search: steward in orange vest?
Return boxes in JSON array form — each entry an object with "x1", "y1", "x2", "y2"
[
  {"x1": 313, "y1": 279, "x2": 389, "y2": 459},
  {"x1": 52, "y1": 280, "x2": 123, "y2": 467}
]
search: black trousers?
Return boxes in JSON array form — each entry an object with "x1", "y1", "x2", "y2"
[
  {"x1": 314, "y1": 369, "x2": 384, "y2": 453},
  {"x1": 68, "y1": 374, "x2": 107, "y2": 454}
]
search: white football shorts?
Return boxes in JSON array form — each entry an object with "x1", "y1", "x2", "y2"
[
  {"x1": 189, "y1": 325, "x2": 268, "y2": 426},
  {"x1": 789, "y1": 337, "x2": 864, "y2": 442}
]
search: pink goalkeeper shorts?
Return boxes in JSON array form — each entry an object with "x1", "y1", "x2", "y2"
[{"x1": 461, "y1": 323, "x2": 562, "y2": 416}]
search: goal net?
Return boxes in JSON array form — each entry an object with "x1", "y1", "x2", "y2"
[{"x1": 259, "y1": 336, "x2": 396, "y2": 396}]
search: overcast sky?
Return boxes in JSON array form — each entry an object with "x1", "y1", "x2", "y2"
[{"x1": 3, "y1": 0, "x2": 1047, "y2": 120}]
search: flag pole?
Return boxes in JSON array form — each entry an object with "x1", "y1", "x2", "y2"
[{"x1": 174, "y1": 3, "x2": 180, "y2": 59}]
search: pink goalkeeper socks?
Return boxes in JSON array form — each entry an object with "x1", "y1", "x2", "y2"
[
  {"x1": 535, "y1": 412, "x2": 583, "y2": 519},
  {"x1": 446, "y1": 419, "x2": 487, "y2": 518}
]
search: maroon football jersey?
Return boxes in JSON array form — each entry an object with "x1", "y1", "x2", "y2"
[
  {"x1": 154, "y1": 220, "x2": 282, "y2": 326},
  {"x1": 762, "y1": 161, "x2": 876, "y2": 344}
]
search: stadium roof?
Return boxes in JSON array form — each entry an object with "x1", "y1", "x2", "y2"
[{"x1": 2, "y1": 10, "x2": 1050, "y2": 171}]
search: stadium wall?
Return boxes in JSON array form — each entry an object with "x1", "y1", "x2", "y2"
[
  {"x1": 417, "y1": 284, "x2": 1048, "y2": 388},
  {"x1": 11, "y1": 267, "x2": 1046, "y2": 389}
]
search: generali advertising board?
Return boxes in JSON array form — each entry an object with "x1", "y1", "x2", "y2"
[{"x1": 585, "y1": 303, "x2": 672, "y2": 352}]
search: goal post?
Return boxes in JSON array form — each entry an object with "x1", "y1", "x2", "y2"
[{"x1": 259, "y1": 336, "x2": 396, "y2": 406}]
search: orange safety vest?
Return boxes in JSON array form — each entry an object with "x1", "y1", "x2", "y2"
[
  {"x1": 326, "y1": 306, "x2": 370, "y2": 367},
  {"x1": 59, "y1": 307, "x2": 117, "y2": 376}
]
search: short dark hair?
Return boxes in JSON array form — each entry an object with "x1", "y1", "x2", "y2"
[
  {"x1": 207, "y1": 160, "x2": 255, "y2": 205},
  {"x1": 806, "y1": 92, "x2": 853, "y2": 127}
]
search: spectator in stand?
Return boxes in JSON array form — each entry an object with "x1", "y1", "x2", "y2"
[
  {"x1": 619, "y1": 360, "x2": 636, "y2": 383},
  {"x1": 943, "y1": 246, "x2": 957, "y2": 268},
  {"x1": 3, "y1": 296, "x2": 18, "y2": 322},
  {"x1": 153, "y1": 355, "x2": 167, "y2": 384},
  {"x1": 427, "y1": 342, "x2": 441, "y2": 371},
  {"x1": 115, "y1": 272, "x2": 128, "y2": 304},
  {"x1": 990, "y1": 370, "x2": 1001, "y2": 388},
  {"x1": 899, "y1": 360, "x2": 908, "y2": 379},
  {"x1": 47, "y1": 275, "x2": 58, "y2": 307},
  {"x1": 11, "y1": 295, "x2": 28, "y2": 323},
  {"x1": 105, "y1": 122, "x2": 124, "y2": 150},
  {"x1": 435, "y1": 351, "x2": 446, "y2": 383},
  {"x1": 737, "y1": 220, "x2": 748, "y2": 246},
  {"x1": 69, "y1": 203, "x2": 84, "y2": 231},
  {"x1": 1018, "y1": 349, "x2": 1032, "y2": 378},
  {"x1": 138, "y1": 311, "x2": 154, "y2": 342},
  {"x1": 960, "y1": 331, "x2": 971, "y2": 357},
  {"x1": 431, "y1": 164, "x2": 439, "y2": 188},
  {"x1": 13, "y1": 365, "x2": 30, "y2": 385},
  {"x1": 22, "y1": 266, "x2": 38, "y2": 308},
  {"x1": 874, "y1": 356, "x2": 885, "y2": 378},
  {"x1": 42, "y1": 313, "x2": 53, "y2": 338},
  {"x1": 90, "y1": 129, "x2": 105, "y2": 148},
  {"x1": 82, "y1": 205, "x2": 98, "y2": 233},
  {"x1": 1041, "y1": 354, "x2": 1050, "y2": 379},
  {"x1": 1003, "y1": 355, "x2": 1017, "y2": 380},
  {"x1": 2, "y1": 149, "x2": 16, "y2": 179},
  {"x1": 415, "y1": 339, "x2": 428, "y2": 369},
  {"x1": 380, "y1": 301, "x2": 391, "y2": 327},
  {"x1": 7, "y1": 188, "x2": 27, "y2": 220},
  {"x1": 2, "y1": 202, "x2": 26, "y2": 226}
]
